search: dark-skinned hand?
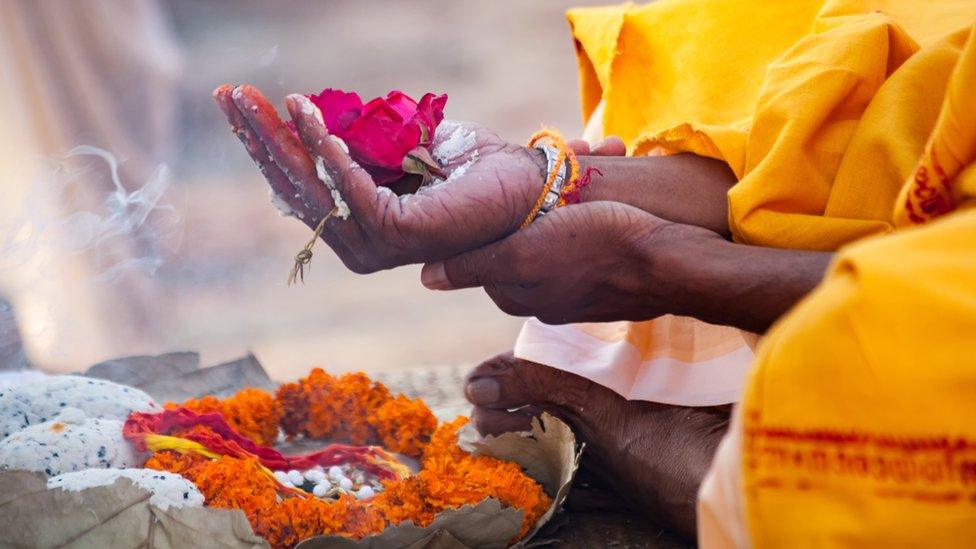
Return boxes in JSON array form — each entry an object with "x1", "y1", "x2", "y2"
[
  {"x1": 420, "y1": 201, "x2": 711, "y2": 324},
  {"x1": 216, "y1": 84, "x2": 553, "y2": 273}
]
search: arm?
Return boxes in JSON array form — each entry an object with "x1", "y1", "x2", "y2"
[
  {"x1": 580, "y1": 154, "x2": 737, "y2": 238},
  {"x1": 425, "y1": 202, "x2": 832, "y2": 332},
  {"x1": 215, "y1": 85, "x2": 737, "y2": 272},
  {"x1": 652, "y1": 224, "x2": 833, "y2": 332}
]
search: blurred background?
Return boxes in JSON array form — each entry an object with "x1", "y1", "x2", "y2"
[{"x1": 0, "y1": 0, "x2": 614, "y2": 381}]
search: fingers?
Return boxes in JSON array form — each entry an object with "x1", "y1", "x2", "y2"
[
  {"x1": 421, "y1": 236, "x2": 523, "y2": 290},
  {"x1": 567, "y1": 136, "x2": 626, "y2": 157},
  {"x1": 590, "y1": 136, "x2": 627, "y2": 156},
  {"x1": 283, "y1": 93, "x2": 383, "y2": 230},
  {"x1": 567, "y1": 139, "x2": 591, "y2": 156},
  {"x1": 283, "y1": 93, "x2": 383, "y2": 258},
  {"x1": 214, "y1": 85, "x2": 312, "y2": 220},
  {"x1": 215, "y1": 84, "x2": 369, "y2": 274},
  {"x1": 232, "y1": 86, "x2": 323, "y2": 197}
]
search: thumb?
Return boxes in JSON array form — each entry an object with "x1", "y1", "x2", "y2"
[{"x1": 421, "y1": 240, "x2": 516, "y2": 291}]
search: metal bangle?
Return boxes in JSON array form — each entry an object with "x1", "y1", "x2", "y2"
[{"x1": 532, "y1": 144, "x2": 567, "y2": 221}]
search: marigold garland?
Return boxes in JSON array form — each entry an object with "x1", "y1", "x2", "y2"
[
  {"x1": 418, "y1": 418, "x2": 550, "y2": 539},
  {"x1": 275, "y1": 368, "x2": 436, "y2": 458},
  {"x1": 369, "y1": 395, "x2": 439, "y2": 458},
  {"x1": 167, "y1": 387, "x2": 282, "y2": 446},
  {"x1": 145, "y1": 370, "x2": 551, "y2": 548}
]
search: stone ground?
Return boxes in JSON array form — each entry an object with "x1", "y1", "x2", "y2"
[{"x1": 149, "y1": 0, "x2": 616, "y2": 381}]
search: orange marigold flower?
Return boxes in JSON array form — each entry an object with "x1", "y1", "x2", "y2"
[
  {"x1": 148, "y1": 451, "x2": 279, "y2": 525},
  {"x1": 274, "y1": 369, "x2": 397, "y2": 446},
  {"x1": 219, "y1": 388, "x2": 282, "y2": 446},
  {"x1": 420, "y1": 416, "x2": 551, "y2": 540},
  {"x1": 191, "y1": 456, "x2": 279, "y2": 515},
  {"x1": 421, "y1": 416, "x2": 471, "y2": 467},
  {"x1": 369, "y1": 395, "x2": 437, "y2": 458},
  {"x1": 167, "y1": 388, "x2": 281, "y2": 446},
  {"x1": 149, "y1": 372, "x2": 551, "y2": 547},
  {"x1": 370, "y1": 476, "x2": 438, "y2": 527},
  {"x1": 275, "y1": 368, "x2": 337, "y2": 439},
  {"x1": 145, "y1": 450, "x2": 207, "y2": 476},
  {"x1": 327, "y1": 372, "x2": 390, "y2": 444}
]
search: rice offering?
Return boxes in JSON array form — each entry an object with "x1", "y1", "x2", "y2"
[
  {"x1": 0, "y1": 375, "x2": 159, "y2": 440},
  {"x1": 0, "y1": 414, "x2": 142, "y2": 476},
  {"x1": 48, "y1": 468, "x2": 205, "y2": 510}
]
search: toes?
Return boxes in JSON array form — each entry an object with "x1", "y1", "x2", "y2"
[
  {"x1": 464, "y1": 351, "x2": 589, "y2": 411},
  {"x1": 470, "y1": 405, "x2": 543, "y2": 436}
]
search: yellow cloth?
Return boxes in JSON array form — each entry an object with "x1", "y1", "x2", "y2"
[
  {"x1": 734, "y1": 21, "x2": 976, "y2": 547},
  {"x1": 568, "y1": 0, "x2": 976, "y2": 250},
  {"x1": 893, "y1": 19, "x2": 976, "y2": 226},
  {"x1": 568, "y1": 0, "x2": 976, "y2": 544},
  {"x1": 741, "y1": 212, "x2": 976, "y2": 546},
  {"x1": 559, "y1": 0, "x2": 976, "y2": 408}
]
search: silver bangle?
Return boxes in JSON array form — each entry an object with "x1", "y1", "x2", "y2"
[{"x1": 532, "y1": 144, "x2": 567, "y2": 221}]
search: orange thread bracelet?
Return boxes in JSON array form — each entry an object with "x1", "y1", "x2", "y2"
[{"x1": 521, "y1": 128, "x2": 577, "y2": 228}]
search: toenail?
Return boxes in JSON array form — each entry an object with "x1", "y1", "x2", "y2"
[{"x1": 466, "y1": 377, "x2": 500, "y2": 405}]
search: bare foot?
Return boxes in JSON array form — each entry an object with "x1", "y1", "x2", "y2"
[{"x1": 465, "y1": 351, "x2": 730, "y2": 540}]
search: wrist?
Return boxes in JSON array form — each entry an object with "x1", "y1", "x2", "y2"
[
  {"x1": 514, "y1": 145, "x2": 552, "y2": 226},
  {"x1": 577, "y1": 154, "x2": 735, "y2": 238},
  {"x1": 630, "y1": 222, "x2": 731, "y2": 320}
]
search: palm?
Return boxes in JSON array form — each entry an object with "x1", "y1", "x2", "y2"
[
  {"x1": 375, "y1": 121, "x2": 544, "y2": 263},
  {"x1": 214, "y1": 84, "x2": 546, "y2": 274}
]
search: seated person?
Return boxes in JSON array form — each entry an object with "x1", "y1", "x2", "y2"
[{"x1": 216, "y1": 0, "x2": 976, "y2": 543}]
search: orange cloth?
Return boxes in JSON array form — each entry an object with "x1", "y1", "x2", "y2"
[
  {"x1": 698, "y1": 16, "x2": 976, "y2": 548},
  {"x1": 568, "y1": 0, "x2": 976, "y2": 250}
]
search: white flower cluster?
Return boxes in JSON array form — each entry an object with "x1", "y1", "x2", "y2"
[{"x1": 274, "y1": 463, "x2": 383, "y2": 500}]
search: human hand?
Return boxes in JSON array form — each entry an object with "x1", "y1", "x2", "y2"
[
  {"x1": 420, "y1": 201, "x2": 710, "y2": 324},
  {"x1": 214, "y1": 84, "x2": 549, "y2": 273},
  {"x1": 423, "y1": 197, "x2": 832, "y2": 331}
]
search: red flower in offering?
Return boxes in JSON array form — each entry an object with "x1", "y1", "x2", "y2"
[{"x1": 306, "y1": 89, "x2": 448, "y2": 185}]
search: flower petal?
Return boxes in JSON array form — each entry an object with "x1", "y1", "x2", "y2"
[
  {"x1": 413, "y1": 93, "x2": 448, "y2": 142},
  {"x1": 384, "y1": 90, "x2": 419, "y2": 121},
  {"x1": 307, "y1": 88, "x2": 364, "y2": 135},
  {"x1": 344, "y1": 107, "x2": 422, "y2": 183}
]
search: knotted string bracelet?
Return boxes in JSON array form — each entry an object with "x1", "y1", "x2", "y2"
[{"x1": 521, "y1": 127, "x2": 601, "y2": 228}]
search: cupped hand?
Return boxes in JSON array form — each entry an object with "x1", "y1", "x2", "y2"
[
  {"x1": 214, "y1": 84, "x2": 549, "y2": 273},
  {"x1": 421, "y1": 201, "x2": 704, "y2": 324}
]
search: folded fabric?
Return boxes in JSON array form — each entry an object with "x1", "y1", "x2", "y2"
[
  {"x1": 515, "y1": 317, "x2": 757, "y2": 406},
  {"x1": 699, "y1": 16, "x2": 976, "y2": 548}
]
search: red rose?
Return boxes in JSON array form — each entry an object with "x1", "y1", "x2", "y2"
[{"x1": 305, "y1": 89, "x2": 448, "y2": 185}]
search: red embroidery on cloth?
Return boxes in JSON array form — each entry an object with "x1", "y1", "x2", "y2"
[
  {"x1": 905, "y1": 147, "x2": 956, "y2": 224},
  {"x1": 743, "y1": 411, "x2": 976, "y2": 506}
]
